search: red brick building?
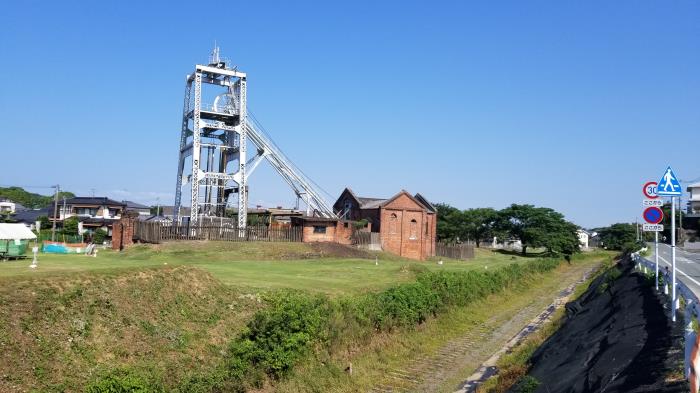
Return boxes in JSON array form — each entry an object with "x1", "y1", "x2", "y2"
[
  {"x1": 333, "y1": 188, "x2": 437, "y2": 260},
  {"x1": 290, "y1": 217, "x2": 354, "y2": 244}
]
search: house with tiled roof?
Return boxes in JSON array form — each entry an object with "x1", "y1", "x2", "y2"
[{"x1": 49, "y1": 197, "x2": 126, "y2": 238}]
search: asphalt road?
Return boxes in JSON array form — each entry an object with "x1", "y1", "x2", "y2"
[{"x1": 649, "y1": 242, "x2": 700, "y2": 298}]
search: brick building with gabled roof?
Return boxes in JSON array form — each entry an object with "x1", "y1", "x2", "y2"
[{"x1": 333, "y1": 188, "x2": 437, "y2": 260}]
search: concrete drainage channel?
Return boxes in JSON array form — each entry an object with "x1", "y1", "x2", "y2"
[
  {"x1": 455, "y1": 267, "x2": 598, "y2": 392},
  {"x1": 369, "y1": 266, "x2": 600, "y2": 393}
]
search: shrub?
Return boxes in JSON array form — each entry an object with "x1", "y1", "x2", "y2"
[
  {"x1": 621, "y1": 240, "x2": 645, "y2": 255},
  {"x1": 513, "y1": 375, "x2": 540, "y2": 393},
  {"x1": 371, "y1": 282, "x2": 440, "y2": 329},
  {"x1": 228, "y1": 291, "x2": 330, "y2": 385},
  {"x1": 224, "y1": 256, "x2": 566, "y2": 386},
  {"x1": 93, "y1": 228, "x2": 108, "y2": 244},
  {"x1": 175, "y1": 368, "x2": 232, "y2": 393},
  {"x1": 85, "y1": 371, "x2": 162, "y2": 393}
]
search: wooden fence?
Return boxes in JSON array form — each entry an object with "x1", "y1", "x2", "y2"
[
  {"x1": 352, "y1": 231, "x2": 382, "y2": 250},
  {"x1": 133, "y1": 221, "x2": 302, "y2": 244},
  {"x1": 436, "y1": 242, "x2": 475, "y2": 260}
]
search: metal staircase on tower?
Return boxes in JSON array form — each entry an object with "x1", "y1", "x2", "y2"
[{"x1": 173, "y1": 46, "x2": 337, "y2": 227}]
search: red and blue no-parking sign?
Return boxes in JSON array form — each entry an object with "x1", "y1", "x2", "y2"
[{"x1": 643, "y1": 206, "x2": 664, "y2": 224}]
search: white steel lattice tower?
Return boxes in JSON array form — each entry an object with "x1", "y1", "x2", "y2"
[
  {"x1": 174, "y1": 47, "x2": 248, "y2": 227},
  {"x1": 174, "y1": 47, "x2": 338, "y2": 228}
]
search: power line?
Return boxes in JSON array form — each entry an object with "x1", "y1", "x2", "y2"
[
  {"x1": 248, "y1": 110, "x2": 336, "y2": 201},
  {"x1": 0, "y1": 184, "x2": 58, "y2": 189}
]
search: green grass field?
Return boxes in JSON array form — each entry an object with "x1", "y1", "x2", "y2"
[
  {"x1": 0, "y1": 241, "x2": 613, "y2": 392},
  {"x1": 0, "y1": 241, "x2": 548, "y2": 295}
]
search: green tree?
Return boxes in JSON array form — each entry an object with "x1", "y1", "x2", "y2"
[
  {"x1": 461, "y1": 207, "x2": 499, "y2": 247},
  {"x1": 38, "y1": 215, "x2": 50, "y2": 231},
  {"x1": 0, "y1": 211, "x2": 15, "y2": 223},
  {"x1": 498, "y1": 204, "x2": 579, "y2": 256},
  {"x1": 658, "y1": 202, "x2": 687, "y2": 243},
  {"x1": 93, "y1": 228, "x2": 108, "y2": 244},
  {"x1": 435, "y1": 203, "x2": 462, "y2": 241},
  {"x1": 597, "y1": 223, "x2": 637, "y2": 251},
  {"x1": 62, "y1": 216, "x2": 80, "y2": 236},
  {"x1": 541, "y1": 220, "x2": 581, "y2": 256},
  {"x1": 0, "y1": 186, "x2": 74, "y2": 209}
]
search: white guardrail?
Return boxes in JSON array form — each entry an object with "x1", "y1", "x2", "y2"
[{"x1": 631, "y1": 251, "x2": 699, "y2": 391}]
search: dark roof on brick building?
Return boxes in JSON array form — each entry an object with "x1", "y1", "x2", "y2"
[
  {"x1": 357, "y1": 197, "x2": 388, "y2": 209},
  {"x1": 414, "y1": 193, "x2": 437, "y2": 213},
  {"x1": 335, "y1": 188, "x2": 436, "y2": 213}
]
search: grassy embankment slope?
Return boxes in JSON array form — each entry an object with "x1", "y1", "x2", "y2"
[
  {"x1": 276, "y1": 251, "x2": 610, "y2": 393},
  {"x1": 0, "y1": 241, "x2": 612, "y2": 392}
]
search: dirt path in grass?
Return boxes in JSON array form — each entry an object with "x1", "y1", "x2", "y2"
[{"x1": 369, "y1": 260, "x2": 602, "y2": 393}]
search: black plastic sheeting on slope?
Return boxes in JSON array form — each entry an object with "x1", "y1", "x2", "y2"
[{"x1": 510, "y1": 257, "x2": 686, "y2": 393}]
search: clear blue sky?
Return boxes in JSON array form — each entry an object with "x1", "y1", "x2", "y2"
[{"x1": 1, "y1": 0, "x2": 698, "y2": 228}]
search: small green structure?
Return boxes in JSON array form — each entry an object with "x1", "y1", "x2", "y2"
[{"x1": 0, "y1": 223, "x2": 37, "y2": 260}]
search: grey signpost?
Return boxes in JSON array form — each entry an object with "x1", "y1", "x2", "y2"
[
  {"x1": 656, "y1": 167, "x2": 682, "y2": 322},
  {"x1": 642, "y1": 181, "x2": 662, "y2": 291}
]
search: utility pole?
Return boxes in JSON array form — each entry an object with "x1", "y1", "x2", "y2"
[
  {"x1": 61, "y1": 196, "x2": 68, "y2": 243},
  {"x1": 679, "y1": 195, "x2": 683, "y2": 244},
  {"x1": 51, "y1": 184, "x2": 59, "y2": 241},
  {"x1": 156, "y1": 197, "x2": 160, "y2": 216}
]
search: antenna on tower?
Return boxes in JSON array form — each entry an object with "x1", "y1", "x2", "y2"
[{"x1": 210, "y1": 41, "x2": 221, "y2": 65}]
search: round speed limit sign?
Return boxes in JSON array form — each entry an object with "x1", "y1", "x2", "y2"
[{"x1": 643, "y1": 181, "x2": 658, "y2": 199}]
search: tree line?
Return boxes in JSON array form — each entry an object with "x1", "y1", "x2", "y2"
[
  {"x1": 436, "y1": 203, "x2": 581, "y2": 256},
  {"x1": 0, "y1": 186, "x2": 75, "y2": 209}
]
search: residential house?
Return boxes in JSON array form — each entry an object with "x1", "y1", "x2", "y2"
[
  {"x1": 0, "y1": 198, "x2": 26, "y2": 214},
  {"x1": 333, "y1": 188, "x2": 437, "y2": 260},
  {"x1": 13, "y1": 208, "x2": 50, "y2": 230},
  {"x1": 687, "y1": 182, "x2": 700, "y2": 216},
  {"x1": 49, "y1": 197, "x2": 126, "y2": 237}
]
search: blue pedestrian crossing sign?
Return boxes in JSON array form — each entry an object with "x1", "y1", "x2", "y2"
[{"x1": 657, "y1": 166, "x2": 682, "y2": 197}]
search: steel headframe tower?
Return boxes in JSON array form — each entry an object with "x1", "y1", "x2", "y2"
[
  {"x1": 174, "y1": 47, "x2": 338, "y2": 228},
  {"x1": 174, "y1": 46, "x2": 248, "y2": 228}
]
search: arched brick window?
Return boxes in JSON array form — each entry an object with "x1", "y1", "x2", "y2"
[
  {"x1": 389, "y1": 213, "x2": 398, "y2": 234},
  {"x1": 409, "y1": 219, "x2": 418, "y2": 240}
]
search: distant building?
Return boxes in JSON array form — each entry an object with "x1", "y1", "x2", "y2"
[
  {"x1": 0, "y1": 198, "x2": 25, "y2": 214},
  {"x1": 577, "y1": 229, "x2": 589, "y2": 250},
  {"x1": 687, "y1": 182, "x2": 700, "y2": 216},
  {"x1": 13, "y1": 208, "x2": 50, "y2": 230},
  {"x1": 123, "y1": 200, "x2": 151, "y2": 217},
  {"x1": 333, "y1": 188, "x2": 437, "y2": 260},
  {"x1": 587, "y1": 231, "x2": 601, "y2": 248},
  {"x1": 49, "y1": 197, "x2": 126, "y2": 237}
]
